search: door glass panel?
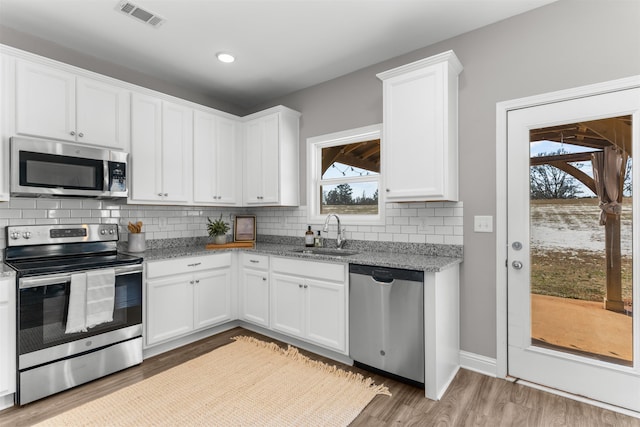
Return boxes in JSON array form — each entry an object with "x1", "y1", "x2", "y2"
[{"x1": 529, "y1": 115, "x2": 633, "y2": 366}]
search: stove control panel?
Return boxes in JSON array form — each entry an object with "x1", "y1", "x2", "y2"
[{"x1": 6, "y1": 224, "x2": 119, "y2": 246}]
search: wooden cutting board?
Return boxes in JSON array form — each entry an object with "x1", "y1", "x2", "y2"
[{"x1": 206, "y1": 241, "x2": 255, "y2": 250}]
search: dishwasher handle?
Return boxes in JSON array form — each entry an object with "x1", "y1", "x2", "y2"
[{"x1": 372, "y1": 269, "x2": 394, "y2": 284}]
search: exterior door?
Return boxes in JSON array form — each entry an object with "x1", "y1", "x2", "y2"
[{"x1": 507, "y1": 87, "x2": 639, "y2": 411}]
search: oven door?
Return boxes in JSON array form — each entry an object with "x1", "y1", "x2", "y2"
[{"x1": 17, "y1": 264, "x2": 142, "y2": 370}]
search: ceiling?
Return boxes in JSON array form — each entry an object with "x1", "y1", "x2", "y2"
[{"x1": 0, "y1": 0, "x2": 556, "y2": 109}]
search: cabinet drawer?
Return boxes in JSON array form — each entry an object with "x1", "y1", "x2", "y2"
[
  {"x1": 271, "y1": 257, "x2": 345, "y2": 282},
  {"x1": 147, "y1": 253, "x2": 232, "y2": 278},
  {"x1": 242, "y1": 253, "x2": 269, "y2": 270}
]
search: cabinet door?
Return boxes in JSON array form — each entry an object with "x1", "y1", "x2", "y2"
[
  {"x1": 0, "y1": 277, "x2": 16, "y2": 397},
  {"x1": 193, "y1": 110, "x2": 216, "y2": 204},
  {"x1": 130, "y1": 93, "x2": 163, "y2": 202},
  {"x1": 0, "y1": 54, "x2": 12, "y2": 201},
  {"x1": 16, "y1": 59, "x2": 76, "y2": 141},
  {"x1": 76, "y1": 77, "x2": 130, "y2": 150},
  {"x1": 215, "y1": 116, "x2": 238, "y2": 204},
  {"x1": 193, "y1": 113, "x2": 238, "y2": 205},
  {"x1": 161, "y1": 101, "x2": 192, "y2": 203},
  {"x1": 244, "y1": 119, "x2": 263, "y2": 204},
  {"x1": 193, "y1": 268, "x2": 232, "y2": 330},
  {"x1": 260, "y1": 114, "x2": 280, "y2": 203},
  {"x1": 305, "y1": 279, "x2": 346, "y2": 352},
  {"x1": 240, "y1": 267, "x2": 270, "y2": 327},
  {"x1": 270, "y1": 273, "x2": 304, "y2": 338},
  {"x1": 383, "y1": 64, "x2": 446, "y2": 200},
  {"x1": 146, "y1": 275, "x2": 193, "y2": 346}
]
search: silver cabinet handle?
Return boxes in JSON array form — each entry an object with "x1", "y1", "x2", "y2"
[
  {"x1": 187, "y1": 262, "x2": 201, "y2": 267},
  {"x1": 249, "y1": 259, "x2": 259, "y2": 264},
  {"x1": 512, "y1": 260, "x2": 523, "y2": 270}
]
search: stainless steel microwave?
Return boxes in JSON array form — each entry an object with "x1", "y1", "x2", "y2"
[{"x1": 11, "y1": 136, "x2": 128, "y2": 198}]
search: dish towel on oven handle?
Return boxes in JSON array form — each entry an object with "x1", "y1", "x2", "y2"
[
  {"x1": 85, "y1": 268, "x2": 116, "y2": 329},
  {"x1": 65, "y1": 272, "x2": 88, "y2": 334}
]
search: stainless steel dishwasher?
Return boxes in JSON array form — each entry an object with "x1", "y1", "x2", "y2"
[{"x1": 349, "y1": 264, "x2": 424, "y2": 386}]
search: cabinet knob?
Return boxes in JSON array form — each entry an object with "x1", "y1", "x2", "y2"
[
  {"x1": 262, "y1": 277, "x2": 267, "y2": 281},
  {"x1": 78, "y1": 132, "x2": 84, "y2": 138},
  {"x1": 70, "y1": 131, "x2": 76, "y2": 136},
  {"x1": 386, "y1": 188, "x2": 390, "y2": 192},
  {"x1": 164, "y1": 193, "x2": 169, "y2": 197},
  {"x1": 303, "y1": 284, "x2": 308, "y2": 289},
  {"x1": 195, "y1": 279, "x2": 200, "y2": 284},
  {"x1": 157, "y1": 193, "x2": 163, "y2": 197},
  {"x1": 298, "y1": 284, "x2": 303, "y2": 288},
  {"x1": 190, "y1": 280, "x2": 194, "y2": 284}
]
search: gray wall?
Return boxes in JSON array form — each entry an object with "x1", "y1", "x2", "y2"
[
  {"x1": 0, "y1": 25, "x2": 246, "y2": 116},
  {"x1": 251, "y1": 0, "x2": 640, "y2": 358}
]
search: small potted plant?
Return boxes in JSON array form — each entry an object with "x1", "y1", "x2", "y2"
[{"x1": 207, "y1": 214, "x2": 230, "y2": 245}]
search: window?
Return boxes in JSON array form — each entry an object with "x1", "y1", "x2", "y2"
[{"x1": 307, "y1": 124, "x2": 383, "y2": 225}]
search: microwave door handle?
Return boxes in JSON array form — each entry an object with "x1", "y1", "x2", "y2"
[
  {"x1": 104, "y1": 160, "x2": 110, "y2": 193},
  {"x1": 19, "y1": 264, "x2": 142, "y2": 289}
]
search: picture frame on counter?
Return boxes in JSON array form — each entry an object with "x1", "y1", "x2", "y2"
[{"x1": 234, "y1": 215, "x2": 256, "y2": 242}]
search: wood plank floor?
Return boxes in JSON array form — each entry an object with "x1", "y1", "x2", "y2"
[{"x1": 1, "y1": 327, "x2": 638, "y2": 426}]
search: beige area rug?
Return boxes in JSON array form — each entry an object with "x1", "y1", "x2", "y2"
[{"x1": 36, "y1": 336, "x2": 390, "y2": 426}]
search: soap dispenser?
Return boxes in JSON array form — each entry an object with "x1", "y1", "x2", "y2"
[
  {"x1": 314, "y1": 230, "x2": 323, "y2": 247},
  {"x1": 305, "y1": 226, "x2": 314, "y2": 247}
]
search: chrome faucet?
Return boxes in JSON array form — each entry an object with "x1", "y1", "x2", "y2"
[{"x1": 323, "y1": 214, "x2": 347, "y2": 249}]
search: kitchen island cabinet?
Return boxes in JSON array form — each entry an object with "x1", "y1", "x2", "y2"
[
  {"x1": 145, "y1": 253, "x2": 232, "y2": 347},
  {"x1": 130, "y1": 93, "x2": 192, "y2": 204},
  {"x1": 14, "y1": 58, "x2": 130, "y2": 150},
  {"x1": 243, "y1": 106, "x2": 300, "y2": 206},
  {"x1": 378, "y1": 50, "x2": 462, "y2": 202}
]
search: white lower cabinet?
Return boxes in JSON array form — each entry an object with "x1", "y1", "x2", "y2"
[
  {"x1": 0, "y1": 275, "x2": 16, "y2": 402},
  {"x1": 145, "y1": 254, "x2": 232, "y2": 347},
  {"x1": 270, "y1": 257, "x2": 347, "y2": 353},
  {"x1": 239, "y1": 253, "x2": 270, "y2": 327}
]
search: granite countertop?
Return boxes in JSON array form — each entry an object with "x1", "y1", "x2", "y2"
[
  {"x1": 132, "y1": 242, "x2": 462, "y2": 273},
  {"x1": 0, "y1": 263, "x2": 16, "y2": 278}
]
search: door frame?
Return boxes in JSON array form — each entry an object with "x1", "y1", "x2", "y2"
[{"x1": 495, "y1": 75, "x2": 640, "y2": 382}]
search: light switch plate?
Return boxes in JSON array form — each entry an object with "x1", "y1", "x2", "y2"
[{"x1": 474, "y1": 215, "x2": 493, "y2": 233}]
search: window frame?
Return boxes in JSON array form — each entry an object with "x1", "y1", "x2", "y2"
[{"x1": 307, "y1": 124, "x2": 384, "y2": 226}]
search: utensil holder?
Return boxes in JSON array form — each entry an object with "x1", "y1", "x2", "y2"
[{"x1": 128, "y1": 232, "x2": 146, "y2": 252}]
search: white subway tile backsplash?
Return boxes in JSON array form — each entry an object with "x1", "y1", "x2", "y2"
[{"x1": 0, "y1": 199, "x2": 463, "y2": 251}]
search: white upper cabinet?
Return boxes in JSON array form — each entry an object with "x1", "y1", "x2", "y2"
[
  {"x1": 243, "y1": 106, "x2": 300, "y2": 206},
  {"x1": 378, "y1": 50, "x2": 462, "y2": 202},
  {"x1": 193, "y1": 110, "x2": 241, "y2": 206},
  {"x1": 130, "y1": 93, "x2": 192, "y2": 204},
  {"x1": 15, "y1": 59, "x2": 130, "y2": 151}
]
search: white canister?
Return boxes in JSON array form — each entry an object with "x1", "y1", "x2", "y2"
[{"x1": 128, "y1": 232, "x2": 146, "y2": 252}]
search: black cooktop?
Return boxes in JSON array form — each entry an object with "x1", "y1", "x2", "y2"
[{"x1": 5, "y1": 252, "x2": 143, "y2": 276}]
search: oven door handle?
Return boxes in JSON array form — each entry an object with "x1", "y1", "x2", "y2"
[{"x1": 19, "y1": 264, "x2": 143, "y2": 289}]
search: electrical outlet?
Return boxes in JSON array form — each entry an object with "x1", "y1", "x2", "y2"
[{"x1": 474, "y1": 215, "x2": 493, "y2": 233}]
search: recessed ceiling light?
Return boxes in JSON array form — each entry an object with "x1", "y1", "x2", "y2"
[{"x1": 216, "y1": 52, "x2": 235, "y2": 63}]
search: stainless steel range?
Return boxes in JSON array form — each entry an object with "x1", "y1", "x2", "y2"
[{"x1": 4, "y1": 224, "x2": 144, "y2": 405}]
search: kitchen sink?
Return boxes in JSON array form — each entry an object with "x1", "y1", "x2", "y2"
[{"x1": 290, "y1": 248, "x2": 359, "y2": 257}]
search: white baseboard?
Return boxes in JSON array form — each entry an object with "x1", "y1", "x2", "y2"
[{"x1": 459, "y1": 350, "x2": 497, "y2": 377}]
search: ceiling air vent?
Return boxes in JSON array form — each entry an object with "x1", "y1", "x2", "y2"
[{"x1": 118, "y1": 1, "x2": 166, "y2": 28}]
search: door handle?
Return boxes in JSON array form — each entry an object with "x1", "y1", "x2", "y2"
[{"x1": 512, "y1": 260, "x2": 523, "y2": 270}]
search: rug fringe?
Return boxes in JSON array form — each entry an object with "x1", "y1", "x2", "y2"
[{"x1": 232, "y1": 336, "x2": 392, "y2": 397}]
